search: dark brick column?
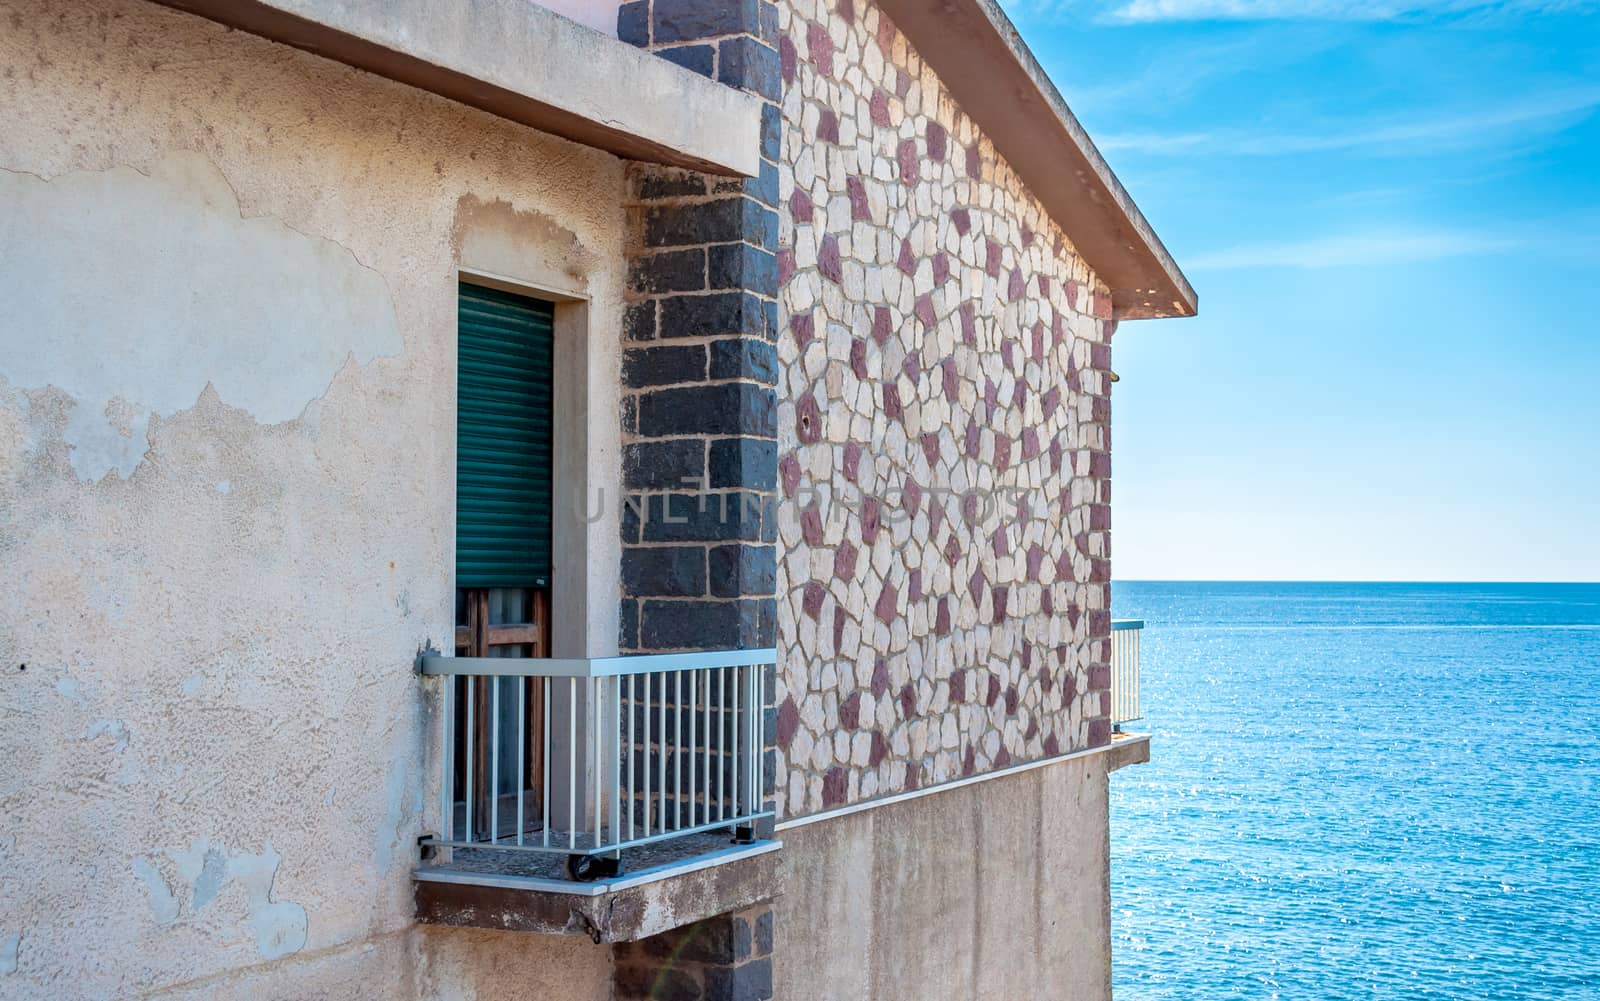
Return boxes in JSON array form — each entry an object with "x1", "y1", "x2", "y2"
[
  {"x1": 616, "y1": 0, "x2": 782, "y2": 658},
  {"x1": 612, "y1": 7, "x2": 782, "y2": 997},
  {"x1": 615, "y1": 906, "x2": 775, "y2": 1001}
]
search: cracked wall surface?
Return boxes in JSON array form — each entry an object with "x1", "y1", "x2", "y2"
[{"x1": 0, "y1": 0, "x2": 621, "y2": 996}]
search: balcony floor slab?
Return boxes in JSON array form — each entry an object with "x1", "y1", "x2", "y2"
[{"x1": 415, "y1": 835, "x2": 781, "y2": 941}]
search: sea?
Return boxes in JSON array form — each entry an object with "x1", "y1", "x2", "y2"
[{"x1": 1108, "y1": 581, "x2": 1600, "y2": 1001}]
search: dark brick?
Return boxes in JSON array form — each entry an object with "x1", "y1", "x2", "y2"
[
  {"x1": 639, "y1": 598, "x2": 772, "y2": 649},
  {"x1": 709, "y1": 544, "x2": 777, "y2": 597},
  {"x1": 623, "y1": 546, "x2": 707, "y2": 597},
  {"x1": 614, "y1": 960, "x2": 700, "y2": 1000},
  {"x1": 638, "y1": 491, "x2": 770, "y2": 543},
  {"x1": 709, "y1": 243, "x2": 778, "y2": 297},
  {"x1": 718, "y1": 36, "x2": 781, "y2": 102},
  {"x1": 617, "y1": 0, "x2": 648, "y2": 46},
  {"x1": 744, "y1": 160, "x2": 780, "y2": 210},
  {"x1": 753, "y1": 909, "x2": 773, "y2": 957},
  {"x1": 625, "y1": 300, "x2": 657, "y2": 342},
  {"x1": 760, "y1": 102, "x2": 781, "y2": 162},
  {"x1": 619, "y1": 598, "x2": 639, "y2": 649},
  {"x1": 636, "y1": 169, "x2": 708, "y2": 200},
  {"x1": 633, "y1": 380, "x2": 771, "y2": 434},
  {"x1": 708, "y1": 438, "x2": 777, "y2": 490},
  {"x1": 661, "y1": 291, "x2": 773, "y2": 340},
  {"x1": 745, "y1": 202, "x2": 779, "y2": 252},
  {"x1": 653, "y1": 0, "x2": 761, "y2": 42},
  {"x1": 624, "y1": 438, "x2": 705, "y2": 489},
  {"x1": 704, "y1": 957, "x2": 772, "y2": 1001},
  {"x1": 709, "y1": 338, "x2": 778, "y2": 384},
  {"x1": 622, "y1": 493, "x2": 644, "y2": 544},
  {"x1": 760, "y1": 0, "x2": 778, "y2": 43},
  {"x1": 623, "y1": 344, "x2": 707, "y2": 388},
  {"x1": 655, "y1": 43, "x2": 712, "y2": 76},
  {"x1": 669, "y1": 915, "x2": 745, "y2": 964},
  {"x1": 643, "y1": 198, "x2": 745, "y2": 247}
]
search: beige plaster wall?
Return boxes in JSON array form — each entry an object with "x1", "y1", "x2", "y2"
[
  {"x1": 774, "y1": 751, "x2": 1114, "y2": 1001},
  {"x1": 0, "y1": 0, "x2": 624, "y2": 996}
]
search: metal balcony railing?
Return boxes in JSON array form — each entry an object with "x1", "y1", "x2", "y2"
[
  {"x1": 418, "y1": 648, "x2": 775, "y2": 880},
  {"x1": 1110, "y1": 619, "x2": 1143, "y2": 729}
]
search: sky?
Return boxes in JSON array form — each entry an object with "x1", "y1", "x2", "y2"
[{"x1": 998, "y1": 0, "x2": 1600, "y2": 582}]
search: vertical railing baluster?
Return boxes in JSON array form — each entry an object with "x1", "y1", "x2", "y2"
[
  {"x1": 441, "y1": 674, "x2": 455, "y2": 844},
  {"x1": 611, "y1": 674, "x2": 621, "y2": 850},
  {"x1": 490, "y1": 679, "x2": 500, "y2": 844},
  {"x1": 568, "y1": 677, "x2": 577, "y2": 851},
  {"x1": 657, "y1": 671, "x2": 666, "y2": 834},
  {"x1": 701, "y1": 668, "x2": 711, "y2": 827},
  {"x1": 542, "y1": 676, "x2": 551, "y2": 848},
  {"x1": 732, "y1": 665, "x2": 741, "y2": 817},
  {"x1": 464, "y1": 675, "x2": 475, "y2": 843},
  {"x1": 627, "y1": 673, "x2": 635, "y2": 843},
  {"x1": 673, "y1": 669, "x2": 682, "y2": 830},
  {"x1": 688, "y1": 668, "x2": 698, "y2": 827},
  {"x1": 726, "y1": 662, "x2": 732, "y2": 818},
  {"x1": 517, "y1": 678, "x2": 526, "y2": 847},
  {"x1": 746, "y1": 664, "x2": 756, "y2": 817},
  {"x1": 644, "y1": 672, "x2": 653, "y2": 838},
  {"x1": 758, "y1": 658, "x2": 764, "y2": 815},
  {"x1": 592, "y1": 677, "x2": 602, "y2": 850}
]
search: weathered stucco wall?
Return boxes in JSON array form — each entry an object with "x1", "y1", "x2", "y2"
[
  {"x1": 774, "y1": 751, "x2": 1115, "y2": 1001},
  {"x1": 773, "y1": 0, "x2": 1118, "y2": 818},
  {"x1": 0, "y1": 0, "x2": 623, "y2": 996}
]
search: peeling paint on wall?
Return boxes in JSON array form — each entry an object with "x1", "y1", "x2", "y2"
[
  {"x1": 228, "y1": 842, "x2": 308, "y2": 961},
  {"x1": 0, "y1": 931, "x2": 18, "y2": 975},
  {"x1": 132, "y1": 858, "x2": 180, "y2": 926},
  {"x1": 0, "y1": 152, "x2": 402, "y2": 481}
]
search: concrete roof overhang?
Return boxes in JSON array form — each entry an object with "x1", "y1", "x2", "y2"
[
  {"x1": 877, "y1": 0, "x2": 1197, "y2": 320},
  {"x1": 145, "y1": 0, "x2": 765, "y2": 177}
]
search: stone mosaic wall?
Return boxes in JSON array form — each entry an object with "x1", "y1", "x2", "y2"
[{"x1": 772, "y1": 0, "x2": 1117, "y2": 818}]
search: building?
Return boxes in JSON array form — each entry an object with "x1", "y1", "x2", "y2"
[{"x1": 0, "y1": 0, "x2": 1194, "y2": 997}]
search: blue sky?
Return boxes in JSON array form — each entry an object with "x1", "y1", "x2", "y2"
[{"x1": 1000, "y1": 0, "x2": 1600, "y2": 581}]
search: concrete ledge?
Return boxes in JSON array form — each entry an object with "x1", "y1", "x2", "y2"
[
  {"x1": 145, "y1": 0, "x2": 763, "y2": 176},
  {"x1": 1106, "y1": 731, "x2": 1151, "y2": 773},
  {"x1": 877, "y1": 0, "x2": 1196, "y2": 320},
  {"x1": 415, "y1": 841, "x2": 781, "y2": 943},
  {"x1": 777, "y1": 733, "x2": 1148, "y2": 833}
]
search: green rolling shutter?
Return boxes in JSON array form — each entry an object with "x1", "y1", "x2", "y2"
[{"x1": 456, "y1": 282, "x2": 554, "y2": 589}]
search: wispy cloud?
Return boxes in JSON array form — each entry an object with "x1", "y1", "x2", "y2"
[
  {"x1": 1186, "y1": 228, "x2": 1519, "y2": 269},
  {"x1": 1105, "y1": 0, "x2": 1593, "y2": 23},
  {"x1": 1097, "y1": 87, "x2": 1600, "y2": 156}
]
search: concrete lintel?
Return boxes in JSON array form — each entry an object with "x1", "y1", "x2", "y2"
[
  {"x1": 876, "y1": 0, "x2": 1197, "y2": 321},
  {"x1": 414, "y1": 843, "x2": 782, "y2": 943},
  {"x1": 145, "y1": 0, "x2": 764, "y2": 177}
]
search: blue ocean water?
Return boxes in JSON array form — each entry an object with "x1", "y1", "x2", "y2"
[{"x1": 1109, "y1": 581, "x2": 1600, "y2": 1001}]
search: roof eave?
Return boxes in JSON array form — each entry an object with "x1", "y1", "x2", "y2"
[{"x1": 876, "y1": 0, "x2": 1198, "y2": 321}]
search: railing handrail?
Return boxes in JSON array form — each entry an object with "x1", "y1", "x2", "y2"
[
  {"x1": 421, "y1": 647, "x2": 778, "y2": 678},
  {"x1": 1111, "y1": 618, "x2": 1144, "y2": 631}
]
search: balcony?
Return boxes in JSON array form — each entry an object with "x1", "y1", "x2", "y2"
[
  {"x1": 413, "y1": 648, "x2": 782, "y2": 941},
  {"x1": 1110, "y1": 619, "x2": 1143, "y2": 731}
]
